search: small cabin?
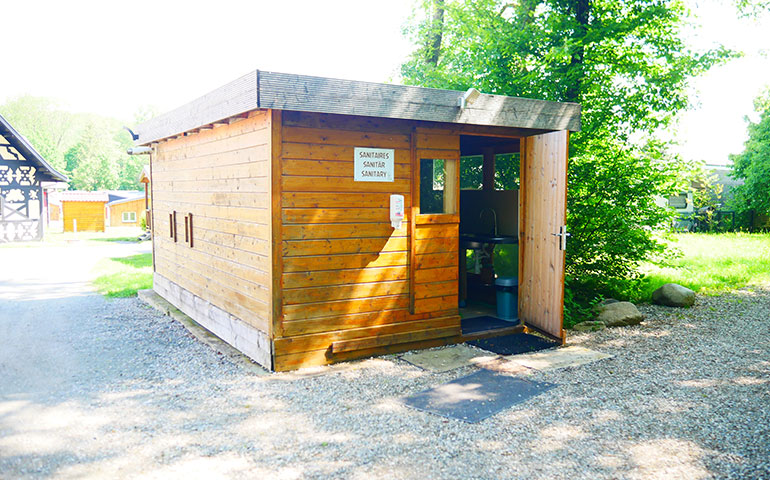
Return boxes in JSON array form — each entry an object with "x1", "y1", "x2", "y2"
[
  {"x1": 107, "y1": 195, "x2": 145, "y2": 227},
  {"x1": 61, "y1": 191, "x2": 109, "y2": 232},
  {"x1": 134, "y1": 70, "x2": 580, "y2": 371},
  {"x1": 0, "y1": 114, "x2": 68, "y2": 242}
]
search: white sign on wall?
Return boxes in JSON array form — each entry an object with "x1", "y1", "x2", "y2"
[{"x1": 354, "y1": 147, "x2": 394, "y2": 182}]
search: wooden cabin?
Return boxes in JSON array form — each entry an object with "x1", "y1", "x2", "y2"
[
  {"x1": 61, "y1": 191, "x2": 109, "y2": 232},
  {"x1": 107, "y1": 195, "x2": 145, "y2": 227},
  {"x1": 0, "y1": 114, "x2": 69, "y2": 242},
  {"x1": 134, "y1": 70, "x2": 580, "y2": 371}
]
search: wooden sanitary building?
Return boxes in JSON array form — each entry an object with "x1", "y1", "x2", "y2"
[
  {"x1": 134, "y1": 70, "x2": 581, "y2": 371},
  {"x1": 0, "y1": 114, "x2": 69, "y2": 242}
]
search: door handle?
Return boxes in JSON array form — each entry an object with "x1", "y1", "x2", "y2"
[{"x1": 552, "y1": 225, "x2": 571, "y2": 251}]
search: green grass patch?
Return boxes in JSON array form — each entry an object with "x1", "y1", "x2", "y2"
[
  {"x1": 90, "y1": 236, "x2": 142, "y2": 243},
  {"x1": 635, "y1": 232, "x2": 770, "y2": 301},
  {"x1": 92, "y1": 253, "x2": 153, "y2": 298}
]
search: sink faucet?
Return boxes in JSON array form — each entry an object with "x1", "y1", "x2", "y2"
[{"x1": 479, "y1": 208, "x2": 498, "y2": 236}]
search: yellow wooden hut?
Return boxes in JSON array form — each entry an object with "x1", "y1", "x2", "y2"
[
  {"x1": 133, "y1": 70, "x2": 580, "y2": 371},
  {"x1": 61, "y1": 191, "x2": 109, "y2": 232},
  {"x1": 106, "y1": 195, "x2": 145, "y2": 227}
]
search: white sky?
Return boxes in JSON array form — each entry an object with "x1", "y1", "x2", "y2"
[{"x1": 1, "y1": 0, "x2": 767, "y2": 165}]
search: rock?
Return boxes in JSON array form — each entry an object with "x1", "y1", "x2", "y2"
[
  {"x1": 652, "y1": 283, "x2": 696, "y2": 307},
  {"x1": 592, "y1": 298, "x2": 620, "y2": 315},
  {"x1": 572, "y1": 321, "x2": 606, "y2": 332},
  {"x1": 595, "y1": 301, "x2": 644, "y2": 327}
]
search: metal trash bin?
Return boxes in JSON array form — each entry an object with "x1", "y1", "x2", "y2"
[{"x1": 495, "y1": 276, "x2": 518, "y2": 320}]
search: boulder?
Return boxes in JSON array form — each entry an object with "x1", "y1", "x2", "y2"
[
  {"x1": 572, "y1": 320, "x2": 606, "y2": 332},
  {"x1": 595, "y1": 301, "x2": 644, "y2": 327},
  {"x1": 652, "y1": 283, "x2": 696, "y2": 307},
  {"x1": 592, "y1": 298, "x2": 619, "y2": 315}
]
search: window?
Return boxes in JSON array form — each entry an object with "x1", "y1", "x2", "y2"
[
  {"x1": 668, "y1": 193, "x2": 688, "y2": 209},
  {"x1": 460, "y1": 155, "x2": 483, "y2": 190},
  {"x1": 122, "y1": 211, "x2": 137, "y2": 223},
  {"x1": 494, "y1": 153, "x2": 520, "y2": 190},
  {"x1": 419, "y1": 157, "x2": 457, "y2": 214}
]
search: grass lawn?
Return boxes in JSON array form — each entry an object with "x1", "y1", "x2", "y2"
[
  {"x1": 636, "y1": 232, "x2": 770, "y2": 301},
  {"x1": 92, "y1": 253, "x2": 153, "y2": 298}
]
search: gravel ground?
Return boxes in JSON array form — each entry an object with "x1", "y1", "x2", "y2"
[{"x1": 1, "y1": 243, "x2": 768, "y2": 479}]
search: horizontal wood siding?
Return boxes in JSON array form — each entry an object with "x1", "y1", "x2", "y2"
[
  {"x1": 152, "y1": 110, "x2": 272, "y2": 334},
  {"x1": 63, "y1": 201, "x2": 105, "y2": 232},
  {"x1": 274, "y1": 112, "x2": 460, "y2": 371},
  {"x1": 108, "y1": 198, "x2": 145, "y2": 227},
  {"x1": 411, "y1": 129, "x2": 460, "y2": 315}
]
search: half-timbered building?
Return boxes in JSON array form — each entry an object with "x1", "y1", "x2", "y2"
[{"x1": 0, "y1": 114, "x2": 68, "y2": 242}]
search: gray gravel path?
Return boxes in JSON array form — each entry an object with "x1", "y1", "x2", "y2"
[{"x1": 1, "y1": 242, "x2": 768, "y2": 479}]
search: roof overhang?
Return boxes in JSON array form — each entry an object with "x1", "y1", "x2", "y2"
[
  {"x1": 107, "y1": 195, "x2": 145, "y2": 206},
  {"x1": 134, "y1": 70, "x2": 582, "y2": 145}
]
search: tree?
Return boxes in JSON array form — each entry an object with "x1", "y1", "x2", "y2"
[
  {"x1": 0, "y1": 95, "x2": 81, "y2": 173},
  {"x1": 401, "y1": 0, "x2": 727, "y2": 304},
  {"x1": 65, "y1": 122, "x2": 121, "y2": 191},
  {"x1": 730, "y1": 89, "x2": 770, "y2": 219},
  {"x1": 1, "y1": 95, "x2": 154, "y2": 191}
]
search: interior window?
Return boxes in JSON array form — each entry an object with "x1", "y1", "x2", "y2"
[
  {"x1": 494, "y1": 153, "x2": 520, "y2": 190},
  {"x1": 460, "y1": 155, "x2": 483, "y2": 190},
  {"x1": 420, "y1": 158, "x2": 457, "y2": 214}
]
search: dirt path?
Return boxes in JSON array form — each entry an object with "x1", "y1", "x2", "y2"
[
  {"x1": 0, "y1": 241, "x2": 768, "y2": 479},
  {"x1": 0, "y1": 242, "x2": 150, "y2": 396}
]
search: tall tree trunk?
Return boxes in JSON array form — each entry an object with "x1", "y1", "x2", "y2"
[
  {"x1": 565, "y1": 0, "x2": 590, "y2": 103},
  {"x1": 425, "y1": 0, "x2": 445, "y2": 66}
]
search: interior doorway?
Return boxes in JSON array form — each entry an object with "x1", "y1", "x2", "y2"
[{"x1": 457, "y1": 134, "x2": 522, "y2": 336}]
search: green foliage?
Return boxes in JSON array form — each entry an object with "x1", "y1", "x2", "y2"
[
  {"x1": 401, "y1": 0, "x2": 728, "y2": 309},
  {"x1": 92, "y1": 253, "x2": 153, "y2": 298},
  {"x1": 0, "y1": 94, "x2": 151, "y2": 191},
  {"x1": 0, "y1": 96, "x2": 80, "y2": 173},
  {"x1": 730, "y1": 88, "x2": 770, "y2": 218},
  {"x1": 494, "y1": 154, "x2": 519, "y2": 190},
  {"x1": 686, "y1": 164, "x2": 732, "y2": 232}
]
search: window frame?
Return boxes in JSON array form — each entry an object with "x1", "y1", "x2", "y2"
[
  {"x1": 414, "y1": 148, "x2": 460, "y2": 225},
  {"x1": 122, "y1": 211, "x2": 137, "y2": 223}
]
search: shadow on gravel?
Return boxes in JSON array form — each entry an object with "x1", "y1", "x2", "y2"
[{"x1": 1, "y1": 288, "x2": 768, "y2": 478}]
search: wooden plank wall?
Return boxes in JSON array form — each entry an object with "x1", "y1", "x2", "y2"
[
  {"x1": 108, "y1": 198, "x2": 144, "y2": 227},
  {"x1": 49, "y1": 204, "x2": 60, "y2": 221},
  {"x1": 151, "y1": 110, "x2": 272, "y2": 337},
  {"x1": 63, "y1": 201, "x2": 105, "y2": 232},
  {"x1": 412, "y1": 128, "x2": 461, "y2": 315},
  {"x1": 273, "y1": 112, "x2": 461, "y2": 370},
  {"x1": 518, "y1": 131, "x2": 568, "y2": 342}
]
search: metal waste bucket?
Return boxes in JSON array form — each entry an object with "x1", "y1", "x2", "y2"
[{"x1": 495, "y1": 276, "x2": 518, "y2": 320}]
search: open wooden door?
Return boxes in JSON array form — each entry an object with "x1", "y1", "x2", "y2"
[{"x1": 519, "y1": 130, "x2": 569, "y2": 342}]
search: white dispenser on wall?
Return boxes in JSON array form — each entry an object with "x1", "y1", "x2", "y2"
[{"x1": 390, "y1": 194, "x2": 404, "y2": 229}]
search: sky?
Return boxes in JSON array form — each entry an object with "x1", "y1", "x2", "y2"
[{"x1": 1, "y1": 0, "x2": 768, "y2": 166}]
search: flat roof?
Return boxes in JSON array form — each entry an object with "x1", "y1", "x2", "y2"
[
  {"x1": 134, "y1": 70, "x2": 581, "y2": 145},
  {"x1": 59, "y1": 191, "x2": 110, "y2": 202}
]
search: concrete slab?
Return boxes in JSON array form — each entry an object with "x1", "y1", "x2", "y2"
[
  {"x1": 401, "y1": 369, "x2": 556, "y2": 423},
  {"x1": 506, "y1": 345, "x2": 612, "y2": 371},
  {"x1": 401, "y1": 344, "x2": 496, "y2": 372}
]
